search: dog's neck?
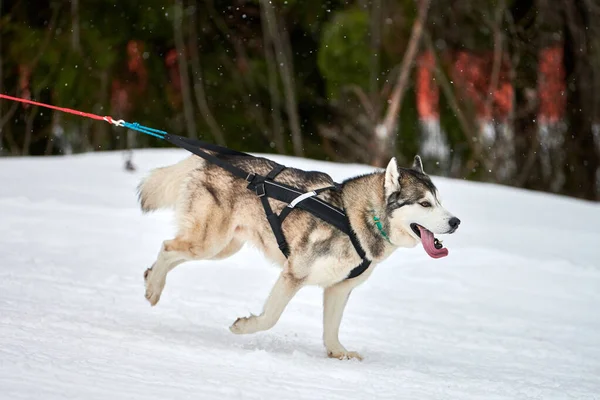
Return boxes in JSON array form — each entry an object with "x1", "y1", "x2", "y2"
[{"x1": 341, "y1": 172, "x2": 398, "y2": 261}]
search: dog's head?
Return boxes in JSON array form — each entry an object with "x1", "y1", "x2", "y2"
[{"x1": 384, "y1": 156, "x2": 460, "y2": 258}]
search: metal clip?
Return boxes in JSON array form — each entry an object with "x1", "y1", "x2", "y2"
[{"x1": 256, "y1": 183, "x2": 266, "y2": 197}]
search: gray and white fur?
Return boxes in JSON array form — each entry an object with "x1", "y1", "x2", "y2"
[{"x1": 138, "y1": 154, "x2": 460, "y2": 360}]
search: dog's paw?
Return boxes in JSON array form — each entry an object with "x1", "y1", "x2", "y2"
[
  {"x1": 229, "y1": 316, "x2": 251, "y2": 334},
  {"x1": 144, "y1": 283, "x2": 162, "y2": 306},
  {"x1": 327, "y1": 350, "x2": 363, "y2": 361},
  {"x1": 144, "y1": 269, "x2": 163, "y2": 306},
  {"x1": 229, "y1": 315, "x2": 258, "y2": 334},
  {"x1": 145, "y1": 287, "x2": 161, "y2": 306}
]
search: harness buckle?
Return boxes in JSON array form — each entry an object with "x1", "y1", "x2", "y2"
[
  {"x1": 256, "y1": 183, "x2": 266, "y2": 197},
  {"x1": 245, "y1": 172, "x2": 265, "y2": 197}
]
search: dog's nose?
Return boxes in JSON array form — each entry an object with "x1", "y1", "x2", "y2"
[{"x1": 449, "y1": 217, "x2": 461, "y2": 229}]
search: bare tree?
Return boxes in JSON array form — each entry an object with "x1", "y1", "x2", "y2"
[
  {"x1": 483, "y1": 0, "x2": 505, "y2": 121},
  {"x1": 22, "y1": 106, "x2": 37, "y2": 155},
  {"x1": 0, "y1": 103, "x2": 18, "y2": 152},
  {"x1": 316, "y1": 0, "x2": 432, "y2": 167},
  {"x1": 90, "y1": 69, "x2": 110, "y2": 153},
  {"x1": 260, "y1": 0, "x2": 303, "y2": 156},
  {"x1": 562, "y1": 0, "x2": 599, "y2": 199},
  {"x1": 19, "y1": 5, "x2": 61, "y2": 155},
  {"x1": 188, "y1": 7, "x2": 226, "y2": 146},
  {"x1": 369, "y1": 0, "x2": 383, "y2": 113},
  {"x1": 484, "y1": 0, "x2": 516, "y2": 182},
  {"x1": 71, "y1": 0, "x2": 80, "y2": 53},
  {"x1": 260, "y1": 1, "x2": 285, "y2": 153},
  {"x1": 173, "y1": 0, "x2": 198, "y2": 139},
  {"x1": 372, "y1": 0, "x2": 431, "y2": 167},
  {"x1": 422, "y1": 33, "x2": 479, "y2": 160}
]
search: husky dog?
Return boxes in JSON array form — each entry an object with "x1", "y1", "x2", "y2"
[{"x1": 138, "y1": 154, "x2": 460, "y2": 360}]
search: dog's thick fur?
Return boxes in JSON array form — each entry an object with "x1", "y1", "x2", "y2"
[{"x1": 139, "y1": 154, "x2": 459, "y2": 360}]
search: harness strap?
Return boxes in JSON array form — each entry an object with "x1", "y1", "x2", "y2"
[
  {"x1": 263, "y1": 196, "x2": 290, "y2": 257},
  {"x1": 164, "y1": 133, "x2": 371, "y2": 280},
  {"x1": 164, "y1": 134, "x2": 250, "y2": 179},
  {"x1": 279, "y1": 185, "x2": 337, "y2": 223},
  {"x1": 247, "y1": 165, "x2": 290, "y2": 257},
  {"x1": 346, "y1": 258, "x2": 372, "y2": 279},
  {"x1": 171, "y1": 134, "x2": 252, "y2": 157},
  {"x1": 345, "y1": 227, "x2": 371, "y2": 278},
  {"x1": 266, "y1": 164, "x2": 286, "y2": 180}
]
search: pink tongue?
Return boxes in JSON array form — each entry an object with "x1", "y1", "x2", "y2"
[{"x1": 418, "y1": 226, "x2": 449, "y2": 259}]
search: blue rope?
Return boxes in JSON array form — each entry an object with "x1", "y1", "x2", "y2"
[{"x1": 121, "y1": 121, "x2": 167, "y2": 139}]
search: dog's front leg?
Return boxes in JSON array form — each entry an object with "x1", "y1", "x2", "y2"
[
  {"x1": 230, "y1": 269, "x2": 302, "y2": 334},
  {"x1": 323, "y1": 281, "x2": 363, "y2": 360}
]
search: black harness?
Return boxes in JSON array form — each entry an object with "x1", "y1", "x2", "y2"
[{"x1": 165, "y1": 134, "x2": 371, "y2": 280}]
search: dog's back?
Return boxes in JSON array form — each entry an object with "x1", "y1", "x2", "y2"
[{"x1": 138, "y1": 154, "x2": 341, "y2": 213}]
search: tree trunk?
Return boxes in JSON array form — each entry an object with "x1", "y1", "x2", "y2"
[
  {"x1": 423, "y1": 32, "x2": 480, "y2": 164},
  {"x1": 506, "y1": 0, "x2": 540, "y2": 190},
  {"x1": 92, "y1": 69, "x2": 110, "y2": 151},
  {"x1": 260, "y1": 0, "x2": 303, "y2": 156},
  {"x1": 22, "y1": 106, "x2": 38, "y2": 156},
  {"x1": 173, "y1": 0, "x2": 198, "y2": 139},
  {"x1": 71, "y1": 0, "x2": 83, "y2": 149},
  {"x1": 562, "y1": 0, "x2": 599, "y2": 200},
  {"x1": 188, "y1": 8, "x2": 226, "y2": 146},
  {"x1": 260, "y1": 1, "x2": 285, "y2": 153},
  {"x1": 373, "y1": 0, "x2": 431, "y2": 167},
  {"x1": 71, "y1": 0, "x2": 80, "y2": 53},
  {"x1": 369, "y1": 0, "x2": 382, "y2": 114}
]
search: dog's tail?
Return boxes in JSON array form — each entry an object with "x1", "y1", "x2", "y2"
[{"x1": 137, "y1": 155, "x2": 201, "y2": 212}]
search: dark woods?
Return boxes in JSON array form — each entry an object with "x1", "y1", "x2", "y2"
[{"x1": 0, "y1": 0, "x2": 598, "y2": 200}]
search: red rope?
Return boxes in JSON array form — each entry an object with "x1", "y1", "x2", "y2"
[{"x1": 0, "y1": 93, "x2": 112, "y2": 123}]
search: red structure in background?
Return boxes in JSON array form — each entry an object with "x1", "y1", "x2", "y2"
[
  {"x1": 165, "y1": 49, "x2": 182, "y2": 109},
  {"x1": 451, "y1": 50, "x2": 512, "y2": 122},
  {"x1": 126, "y1": 40, "x2": 148, "y2": 95},
  {"x1": 416, "y1": 46, "x2": 565, "y2": 126},
  {"x1": 538, "y1": 45, "x2": 566, "y2": 124},
  {"x1": 416, "y1": 52, "x2": 439, "y2": 120},
  {"x1": 111, "y1": 40, "x2": 149, "y2": 116}
]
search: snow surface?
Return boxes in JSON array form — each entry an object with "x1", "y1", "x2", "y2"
[{"x1": 1, "y1": 149, "x2": 599, "y2": 399}]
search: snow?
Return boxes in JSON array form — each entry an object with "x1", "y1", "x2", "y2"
[{"x1": 1, "y1": 149, "x2": 599, "y2": 399}]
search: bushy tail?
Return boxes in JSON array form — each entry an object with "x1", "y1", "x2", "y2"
[{"x1": 137, "y1": 155, "x2": 201, "y2": 212}]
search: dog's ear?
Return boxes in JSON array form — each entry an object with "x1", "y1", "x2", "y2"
[
  {"x1": 385, "y1": 157, "x2": 401, "y2": 196},
  {"x1": 412, "y1": 155, "x2": 424, "y2": 174}
]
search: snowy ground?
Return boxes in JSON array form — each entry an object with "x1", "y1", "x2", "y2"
[{"x1": 1, "y1": 149, "x2": 599, "y2": 399}]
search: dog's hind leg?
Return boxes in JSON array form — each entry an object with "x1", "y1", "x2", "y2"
[
  {"x1": 144, "y1": 185, "x2": 237, "y2": 305},
  {"x1": 229, "y1": 267, "x2": 302, "y2": 334},
  {"x1": 144, "y1": 227, "x2": 235, "y2": 306},
  {"x1": 143, "y1": 239, "x2": 192, "y2": 306}
]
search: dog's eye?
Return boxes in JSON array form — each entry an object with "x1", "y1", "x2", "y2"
[{"x1": 420, "y1": 201, "x2": 431, "y2": 208}]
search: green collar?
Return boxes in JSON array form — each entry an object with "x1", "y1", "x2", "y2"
[{"x1": 372, "y1": 213, "x2": 392, "y2": 244}]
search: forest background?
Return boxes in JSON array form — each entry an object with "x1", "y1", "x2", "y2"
[{"x1": 1, "y1": 0, "x2": 598, "y2": 200}]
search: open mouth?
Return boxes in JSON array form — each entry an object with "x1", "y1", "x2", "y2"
[{"x1": 410, "y1": 223, "x2": 449, "y2": 259}]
